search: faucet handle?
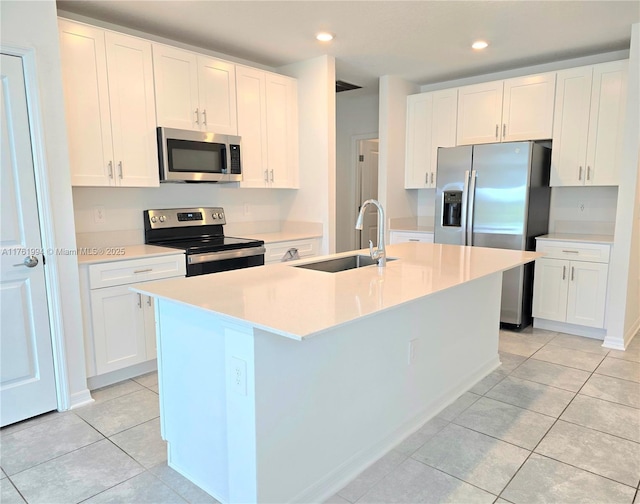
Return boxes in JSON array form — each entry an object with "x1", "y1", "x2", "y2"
[{"x1": 368, "y1": 239, "x2": 375, "y2": 257}]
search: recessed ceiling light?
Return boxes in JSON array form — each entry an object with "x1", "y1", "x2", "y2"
[
  {"x1": 316, "y1": 32, "x2": 334, "y2": 42},
  {"x1": 472, "y1": 40, "x2": 489, "y2": 50}
]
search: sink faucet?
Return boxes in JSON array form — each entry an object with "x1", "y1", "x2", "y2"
[{"x1": 355, "y1": 199, "x2": 386, "y2": 267}]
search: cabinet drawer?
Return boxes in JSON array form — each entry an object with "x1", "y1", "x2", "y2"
[
  {"x1": 535, "y1": 240, "x2": 610, "y2": 263},
  {"x1": 265, "y1": 239, "x2": 318, "y2": 264},
  {"x1": 389, "y1": 231, "x2": 434, "y2": 244},
  {"x1": 89, "y1": 254, "x2": 186, "y2": 289}
]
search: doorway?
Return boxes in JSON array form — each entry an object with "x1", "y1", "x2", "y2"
[{"x1": 356, "y1": 138, "x2": 379, "y2": 249}]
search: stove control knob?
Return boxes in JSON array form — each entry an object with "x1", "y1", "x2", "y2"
[
  {"x1": 159, "y1": 215, "x2": 166, "y2": 223},
  {"x1": 150, "y1": 216, "x2": 158, "y2": 223},
  {"x1": 219, "y1": 212, "x2": 224, "y2": 220},
  {"x1": 212, "y1": 212, "x2": 219, "y2": 219}
]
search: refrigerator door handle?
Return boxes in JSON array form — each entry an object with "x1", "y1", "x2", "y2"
[
  {"x1": 461, "y1": 170, "x2": 470, "y2": 245},
  {"x1": 466, "y1": 170, "x2": 477, "y2": 246}
]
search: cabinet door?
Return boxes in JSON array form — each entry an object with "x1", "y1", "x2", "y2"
[
  {"x1": 198, "y1": 56, "x2": 237, "y2": 135},
  {"x1": 90, "y1": 286, "x2": 147, "y2": 375},
  {"x1": 429, "y1": 89, "x2": 458, "y2": 187},
  {"x1": 105, "y1": 32, "x2": 159, "y2": 187},
  {"x1": 566, "y1": 261, "x2": 609, "y2": 328},
  {"x1": 152, "y1": 44, "x2": 199, "y2": 130},
  {"x1": 389, "y1": 231, "x2": 434, "y2": 244},
  {"x1": 457, "y1": 81, "x2": 503, "y2": 145},
  {"x1": 550, "y1": 66, "x2": 592, "y2": 186},
  {"x1": 143, "y1": 295, "x2": 157, "y2": 360},
  {"x1": 532, "y1": 258, "x2": 569, "y2": 322},
  {"x1": 585, "y1": 60, "x2": 627, "y2": 186},
  {"x1": 405, "y1": 93, "x2": 433, "y2": 188},
  {"x1": 236, "y1": 66, "x2": 268, "y2": 187},
  {"x1": 502, "y1": 73, "x2": 555, "y2": 142},
  {"x1": 265, "y1": 73, "x2": 299, "y2": 188},
  {"x1": 58, "y1": 20, "x2": 114, "y2": 186}
]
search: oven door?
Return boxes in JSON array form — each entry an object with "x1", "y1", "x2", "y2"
[{"x1": 186, "y1": 247, "x2": 265, "y2": 276}]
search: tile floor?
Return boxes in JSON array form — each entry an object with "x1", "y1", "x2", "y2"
[{"x1": 1, "y1": 328, "x2": 639, "y2": 504}]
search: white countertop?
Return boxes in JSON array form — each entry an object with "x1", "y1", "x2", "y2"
[
  {"x1": 77, "y1": 244, "x2": 184, "y2": 265},
  {"x1": 536, "y1": 233, "x2": 614, "y2": 244},
  {"x1": 133, "y1": 243, "x2": 540, "y2": 340}
]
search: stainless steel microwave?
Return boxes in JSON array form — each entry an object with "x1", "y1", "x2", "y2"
[{"x1": 157, "y1": 127, "x2": 242, "y2": 183}]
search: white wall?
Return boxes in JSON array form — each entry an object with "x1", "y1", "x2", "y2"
[
  {"x1": 279, "y1": 56, "x2": 336, "y2": 254},
  {"x1": 336, "y1": 90, "x2": 379, "y2": 252},
  {"x1": 378, "y1": 76, "x2": 420, "y2": 236},
  {"x1": 606, "y1": 23, "x2": 640, "y2": 349},
  {"x1": 548, "y1": 186, "x2": 618, "y2": 235},
  {"x1": 1, "y1": 0, "x2": 89, "y2": 408}
]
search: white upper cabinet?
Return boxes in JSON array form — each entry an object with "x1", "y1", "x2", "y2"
[
  {"x1": 405, "y1": 89, "x2": 457, "y2": 189},
  {"x1": 153, "y1": 44, "x2": 237, "y2": 134},
  {"x1": 457, "y1": 72, "x2": 555, "y2": 145},
  {"x1": 236, "y1": 66, "x2": 299, "y2": 188},
  {"x1": 551, "y1": 60, "x2": 627, "y2": 187},
  {"x1": 59, "y1": 20, "x2": 158, "y2": 187}
]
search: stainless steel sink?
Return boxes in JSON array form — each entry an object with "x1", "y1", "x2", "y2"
[{"x1": 294, "y1": 254, "x2": 395, "y2": 273}]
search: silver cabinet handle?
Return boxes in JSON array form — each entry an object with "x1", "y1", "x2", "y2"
[
  {"x1": 14, "y1": 255, "x2": 38, "y2": 268},
  {"x1": 503, "y1": 124, "x2": 506, "y2": 138},
  {"x1": 133, "y1": 268, "x2": 153, "y2": 274},
  {"x1": 202, "y1": 109, "x2": 207, "y2": 126},
  {"x1": 194, "y1": 108, "x2": 199, "y2": 125},
  {"x1": 562, "y1": 265, "x2": 566, "y2": 280},
  {"x1": 571, "y1": 266, "x2": 575, "y2": 282},
  {"x1": 430, "y1": 172, "x2": 434, "y2": 185},
  {"x1": 270, "y1": 169, "x2": 274, "y2": 182},
  {"x1": 562, "y1": 250, "x2": 579, "y2": 254},
  {"x1": 425, "y1": 172, "x2": 428, "y2": 184},
  {"x1": 147, "y1": 296, "x2": 152, "y2": 307},
  {"x1": 118, "y1": 161, "x2": 123, "y2": 179},
  {"x1": 578, "y1": 166, "x2": 583, "y2": 180},
  {"x1": 137, "y1": 293, "x2": 142, "y2": 308},
  {"x1": 495, "y1": 124, "x2": 499, "y2": 139},
  {"x1": 408, "y1": 239, "x2": 420, "y2": 242},
  {"x1": 587, "y1": 166, "x2": 591, "y2": 180},
  {"x1": 108, "y1": 161, "x2": 113, "y2": 179},
  {"x1": 264, "y1": 169, "x2": 269, "y2": 182}
]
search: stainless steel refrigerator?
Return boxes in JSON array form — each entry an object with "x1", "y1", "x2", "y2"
[{"x1": 434, "y1": 142, "x2": 551, "y2": 329}]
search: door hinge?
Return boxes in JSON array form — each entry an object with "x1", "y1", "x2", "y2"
[
  {"x1": 358, "y1": 155, "x2": 364, "y2": 162},
  {"x1": 42, "y1": 254, "x2": 46, "y2": 265}
]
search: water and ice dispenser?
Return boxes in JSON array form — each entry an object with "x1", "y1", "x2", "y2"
[{"x1": 442, "y1": 191, "x2": 463, "y2": 227}]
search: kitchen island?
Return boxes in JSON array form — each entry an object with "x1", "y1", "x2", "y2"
[{"x1": 133, "y1": 243, "x2": 540, "y2": 503}]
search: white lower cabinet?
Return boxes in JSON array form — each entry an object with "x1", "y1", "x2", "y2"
[
  {"x1": 264, "y1": 238, "x2": 320, "y2": 264},
  {"x1": 389, "y1": 231, "x2": 434, "y2": 244},
  {"x1": 532, "y1": 239, "x2": 610, "y2": 329},
  {"x1": 80, "y1": 253, "x2": 185, "y2": 381}
]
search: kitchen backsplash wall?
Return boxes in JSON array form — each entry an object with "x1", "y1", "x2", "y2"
[
  {"x1": 416, "y1": 185, "x2": 618, "y2": 236},
  {"x1": 73, "y1": 185, "x2": 297, "y2": 246}
]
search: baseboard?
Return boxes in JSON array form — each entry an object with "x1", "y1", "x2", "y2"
[
  {"x1": 533, "y1": 318, "x2": 606, "y2": 340},
  {"x1": 86, "y1": 360, "x2": 157, "y2": 390},
  {"x1": 68, "y1": 388, "x2": 94, "y2": 410},
  {"x1": 292, "y1": 354, "x2": 500, "y2": 504}
]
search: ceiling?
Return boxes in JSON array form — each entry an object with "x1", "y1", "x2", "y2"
[{"x1": 56, "y1": 1, "x2": 639, "y2": 91}]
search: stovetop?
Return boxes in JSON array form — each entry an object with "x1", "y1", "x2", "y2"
[{"x1": 153, "y1": 236, "x2": 264, "y2": 255}]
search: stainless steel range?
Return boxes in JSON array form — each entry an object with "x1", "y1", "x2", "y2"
[{"x1": 144, "y1": 207, "x2": 265, "y2": 276}]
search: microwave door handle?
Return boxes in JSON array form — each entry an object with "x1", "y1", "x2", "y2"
[
  {"x1": 221, "y1": 145, "x2": 228, "y2": 173},
  {"x1": 466, "y1": 170, "x2": 477, "y2": 246}
]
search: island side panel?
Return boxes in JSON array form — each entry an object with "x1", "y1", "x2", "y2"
[
  {"x1": 156, "y1": 299, "x2": 232, "y2": 503},
  {"x1": 252, "y1": 272, "x2": 502, "y2": 503}
]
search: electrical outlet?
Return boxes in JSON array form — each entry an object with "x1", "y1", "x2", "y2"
[
  {"x1": 230, "y1": 357, "x2": 247, "y2": 395},
  {"x1": 408, "y1": 339, "x2": 418, "y2": 365},
  {"x1": 93, "y1": 206, "x2": 106, "y2": 224}
]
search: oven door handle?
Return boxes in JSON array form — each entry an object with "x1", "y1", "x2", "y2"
[{"x1": 187, "y1": 246, "x2": 266, "y2": 265}]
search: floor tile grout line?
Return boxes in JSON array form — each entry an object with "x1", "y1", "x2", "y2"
[
  {"x1": 4, "y1": 473, "x2": 30, "y2": 504},
  {"x1": 339, "y1": 451, "x2": 409, "y2": 503},
  {"x1": 104, "y1": 415, "x2": 161, "y2": 439},
  {"x1": 577, "y1": 388, "x2": 640, "y2": 411},
  {"x1": 591, "y1": 370, "x2": 640, "y2": 386}
]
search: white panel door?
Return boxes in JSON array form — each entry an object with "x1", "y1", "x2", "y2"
[
  {"x1": 358, "y1": 140, "x2": 379, "y2": 249},
  {"x1": 0, "y1": 54, "x2": 57, "y2": 427},
  {"x1": 90, "y1": 286, "x2": 147, "y2": 375},
  {"x1": 532, "y1": 258, "x2": 569, "y2": 322},
  {"x1": 198, "y1": 56, "x2": 237, "y2": 135},
  {"x1": 405, "y1": 92, "x2": 433, "y2": 188},
  {"x1": 550, "y1": 66, "x2": 592, "y2": 186},
  {"x1": 502, "y1": 73, "x2": 556, "y2": 142},
  {"x1": 566, "y1": 261, "x2": 609, "y2": 328},
  {"x1": 586, "y1": 60, "x2": 627, "y2": 186},
  {"x1": 456, "y1": 81, "x2": 503, "y2": 145},
  {"x1": 265, "y1": 73, "x2": 298, "y2": 188},
  {"x1": 58, "y1": 19, "x2": 113, "y2": 186},
  {"x1": 236, "y1": 66, "x2": 267, "y2": 187},
  {"x1": 105, "y1": 32, "x2": 159, "y2": 187},
  {"x1": 152, "y1": 44, "x2": 199, "y2": 130}
]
